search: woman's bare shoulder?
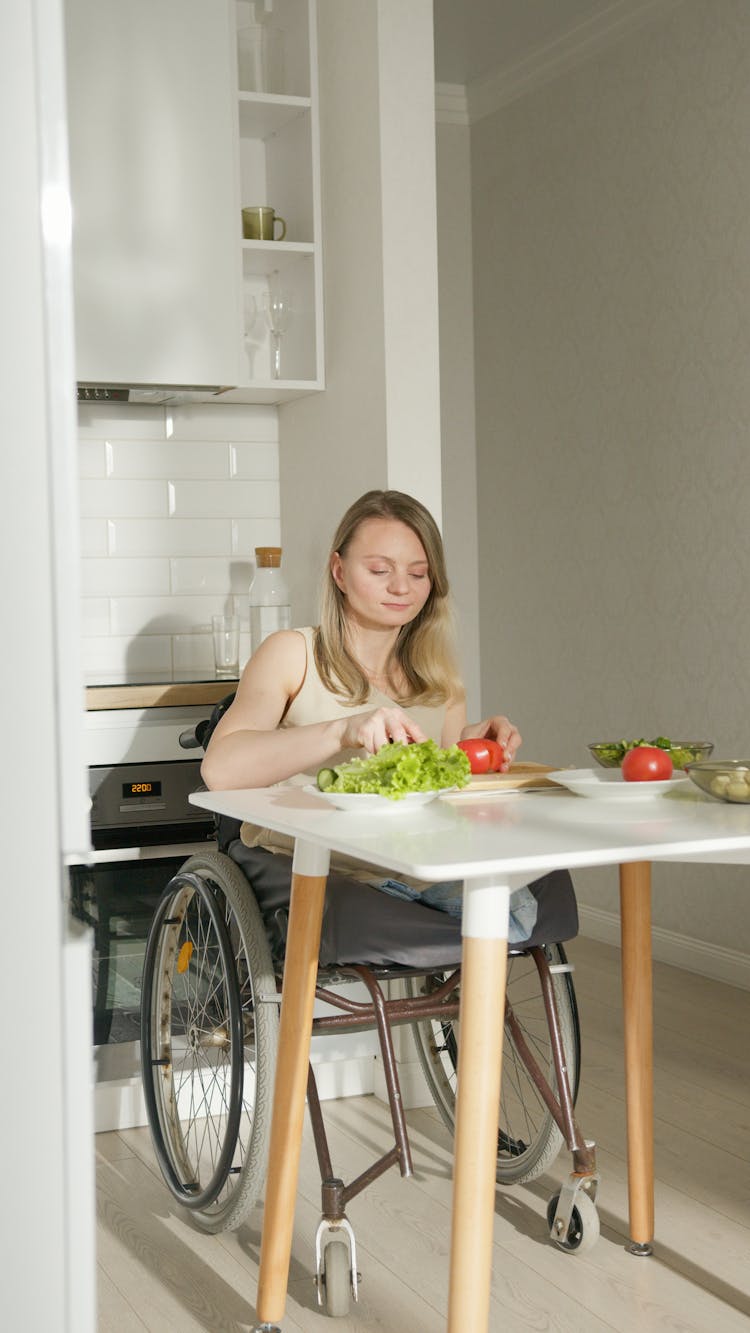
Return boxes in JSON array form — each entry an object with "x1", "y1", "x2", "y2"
[
  {"x1": 243, "y1": 628, "x2": 307, "y2": 682},
  {"x1": 219, "y1": 630, "x2": 308, "y2": 731}
]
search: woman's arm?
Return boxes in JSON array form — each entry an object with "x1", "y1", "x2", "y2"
[
  {"x1": 442, "y1": 695, "x2": 521, "y2": 772},
  {"x1": 201, "y1": 630, "x2": 426, "y2": 790}
]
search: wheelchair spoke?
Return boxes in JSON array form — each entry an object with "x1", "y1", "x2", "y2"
[{"x1": 141, "y1": 853, "x2": 278, "y2": 1231}]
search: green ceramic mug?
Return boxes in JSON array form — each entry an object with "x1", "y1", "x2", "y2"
[{"x1": 241, "y1": 206, "x2": 287, "y2": 241}]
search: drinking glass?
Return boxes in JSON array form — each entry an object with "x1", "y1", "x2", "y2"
[
  {"x1": 243, "y1": 294, "x2": 262, "y2": 377},
  {"x1": 261, "y1": 274, "x2": 293, "y2": 380},
  {"x1": 212, "y1": 614, "x2": 240, "y2": 678}
]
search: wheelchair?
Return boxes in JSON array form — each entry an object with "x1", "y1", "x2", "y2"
[{"x1": 140, "y1": 699, "x2": 599, "y2": 1318}]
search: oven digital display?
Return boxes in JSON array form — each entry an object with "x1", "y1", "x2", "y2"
[{"x1": 121, "y1": 780, "x2": 163, "y2": 799}]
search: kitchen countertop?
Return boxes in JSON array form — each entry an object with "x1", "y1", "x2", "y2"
[{"x1": 85, "y1": 673, "x2": 239, "y2": 711}]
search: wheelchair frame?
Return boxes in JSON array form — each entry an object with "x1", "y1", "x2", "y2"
[{"x1": 140, "y1": 694, "x2": 599, "y2": 1316}]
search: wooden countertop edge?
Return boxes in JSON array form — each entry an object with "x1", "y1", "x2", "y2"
[{"x1": 86, "y1": 682, "x2": 237, "y2": 711}]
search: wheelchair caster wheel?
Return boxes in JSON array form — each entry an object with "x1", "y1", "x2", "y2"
[
  {"x1": 547, "y1": 1190, "x2": 600, "y2": 1253},
  {"x1": 321, "y1": 1238, "x2": 351, "y2": 1317}
]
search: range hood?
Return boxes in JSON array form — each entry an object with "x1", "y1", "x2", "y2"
[{"x1": 77, "y1": 383, "x2": 236, "y2": 407}]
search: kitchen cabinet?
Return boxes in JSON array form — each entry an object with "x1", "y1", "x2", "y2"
[
  {"x1": 66, "y1": 0, "x2": 242, "y2": 390},
  {"x1": 223, "y1": 0, "x2": 325, "y2": 402},
  {"x1": 65, "y1": 0, "x2": 323, "y2": 405}
]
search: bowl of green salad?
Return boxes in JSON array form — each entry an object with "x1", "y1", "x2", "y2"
[
  {"x1": 588, "y1": 737, "x2": 714, "y2": 771},
  {"x1": 312, "y1": 739, "x2": 471, "y2": 810}
]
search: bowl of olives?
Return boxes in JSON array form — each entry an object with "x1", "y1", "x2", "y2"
[{"x1": 684, "y1": 759, "x2": 750, "y2": 803}]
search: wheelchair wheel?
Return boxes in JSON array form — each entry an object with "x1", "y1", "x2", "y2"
[
  {"x1": 141, "y1": 850, "x2": 278, "y2": 1232},
  {"x1": 322, "y1": 1239, "x2": 351, "y2": 1317},
  {"x1": 407, "y1": 943, "x2": 580, "y2": 1184}
]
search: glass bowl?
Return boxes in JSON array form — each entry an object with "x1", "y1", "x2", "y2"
[
  {"x1": 684, "y1": 759, "x2": 750, "y2": 803},
  {"x1": 588, "y1": 740, "x2": 714, "y2": 770}
]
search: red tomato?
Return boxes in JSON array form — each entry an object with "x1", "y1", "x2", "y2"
[
  {"x1": 621, "y1": 745, "x2": 673, "y2": 782},
  {"x1": 484, "y1": 739, "x2": 506, "y2": 771},
  {"x1": 457, "y1": 738, "x2": 492, "y2": 774}
]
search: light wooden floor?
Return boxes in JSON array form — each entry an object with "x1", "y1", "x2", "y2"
[{"x1": 95, "y1": 937, "x2": 750, "y2": 1332}]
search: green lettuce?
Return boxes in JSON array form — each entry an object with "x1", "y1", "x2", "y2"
[
  {"x1": 317, "y1": 739, "x2": 471, "y2": 799},
  {"x1": 594, "y1": 737, "x2": 706, "y2": 769}
]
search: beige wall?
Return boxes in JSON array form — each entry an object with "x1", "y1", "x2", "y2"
[
  {"x1": 436, "y1": 119, "x2": 481, "y2": 717},
  {"x1": 471, "y1": 0, "x2": 750, "y2": 955}
]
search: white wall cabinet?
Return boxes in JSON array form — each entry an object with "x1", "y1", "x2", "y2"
[
  {"x1": 66, "y1": 0, "x2": 324, "y2": 405},
  {"x1": 66, "y1": 0, "x2": 242, "y2": 390}
]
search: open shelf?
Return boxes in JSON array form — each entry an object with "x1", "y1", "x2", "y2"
[
  {"x1": 241, "y1": 240, "x2": 314, "y2": 277},
  {"x1": 232, "y1": 0, "x2": 322, "y2": 402},
  {"x1": 238, "y1": 93, "x2": 310, "y2": 139}
]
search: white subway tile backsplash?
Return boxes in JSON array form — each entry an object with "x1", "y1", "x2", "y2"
[
  {"x1": 182, "y1": 622, "x2": 251, "y2": 672},
  {"x1": 80, "y1": 519, "x2": 109, "y2": 557},
  {"x1": 166, "y1": 404, "x2": 278, "y2": 441},
  {"x1": 81, "y1": 634, "x2": 172, "y2": 675},
  {"x1": 81, "y1": 598, "x2": 111, "y2": 636},
  {"x1": 108, "y1": 518, "x2": 233, "y2": 557},
  {"x1": 78, "y1": 441, "x2": 108, "y2": 478},
  {"x1": 81, "y1": 558, "x2": 170, "y2": 597},
  {"x1": 80, "y1": 479, "x2": 169, "y2": 518},
  {"x1": 77, "y1": 403, "x2": 166, "y2": 439},
  {"x1": 229, "y1": 442, "x2": 279, "y2": 478},
  {"x1": 110, "y1": 595, "x2": 228, "y2": 637},
  {"x1": 230, "y1": 561, "x2": 255, "y2": 596},
  {"x1": 172, "y1": 632, "x2": 215, "y2": 672},
  {"x1": 168, "y1": 478, "x2": 279, "y2": 519},
  {"x1": 170, "y1": 557, "x2": 254, "y2": 596},
  {"x1": 77, "y1": 403, "x2": 280, "y2": 679},
  {"x1": 232, "y1": 517, "x2": 282, "y2": 554},
  {"x1": 107, "y1": 440, "x2": 234, "y2": 479}
]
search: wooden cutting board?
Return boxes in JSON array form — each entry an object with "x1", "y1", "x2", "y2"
[{"x1": 448, "y1": 762, "x2": 562, "y2": 795}]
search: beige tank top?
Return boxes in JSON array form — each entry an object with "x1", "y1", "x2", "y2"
[
  {"x1": 240, "y1": 626, "x2": 447, "y2": 872},
  {"x1": 282, "y1": 627, "x2": 446, "y2": 759}
]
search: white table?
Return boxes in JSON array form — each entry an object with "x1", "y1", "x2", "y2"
[{"x1": 190, "y1": 781, "x2": 750, "y2": 1332}]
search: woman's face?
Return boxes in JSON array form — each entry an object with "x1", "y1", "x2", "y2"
[{"x1": 331, "y1": 517, "x2": 432, "y2": 631}]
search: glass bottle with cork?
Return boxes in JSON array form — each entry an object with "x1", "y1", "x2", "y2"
[{"x1": 249, "y1": 546, "x2": 291, "y2": 655}]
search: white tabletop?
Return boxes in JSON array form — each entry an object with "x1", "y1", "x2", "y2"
[{"x1": 190, "y1": 784, "x2": 750, "y2": 881}]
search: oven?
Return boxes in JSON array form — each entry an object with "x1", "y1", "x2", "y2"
[{"x1": 71, "y1": 743, "x2": 217, "y2": 1125}]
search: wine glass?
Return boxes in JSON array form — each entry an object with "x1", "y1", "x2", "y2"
[
  {"x1": 242, "y1": 293, "x2": 263, "y2": 377},
  {"x1": 261, "y1": 274, "x2": 293, "y2": 380}
]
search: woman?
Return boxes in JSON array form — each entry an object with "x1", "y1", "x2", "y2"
[{"x1": 202, "y1": 489, "x2": 576, "y2": 964}]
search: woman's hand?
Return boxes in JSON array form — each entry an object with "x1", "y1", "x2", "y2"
[
  {"x1": 339, "y1": 706, "x2": 427, "y2": 755},
  {"x1": 460, "y1": 716, "x2": 521, "y2": 770}
]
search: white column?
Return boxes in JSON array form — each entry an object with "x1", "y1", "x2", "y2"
[
  {"x1": 280, "y1": 0, "x2": 444, "y2": 627},
  {"x1": 377, "y1": 0, "x2": 442, "y2": 522}
]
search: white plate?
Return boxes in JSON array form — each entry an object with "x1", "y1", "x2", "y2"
[
  {"x1": 304, "y1": 785, "x2": 446, "y2": 812},
  {"x1": 548, "y1": 769, "x2": 689, "y2": 800}
]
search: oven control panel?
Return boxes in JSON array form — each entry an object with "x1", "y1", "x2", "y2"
[{"x1": 89, "y1": 759, "x2": 212, "y2": 845}]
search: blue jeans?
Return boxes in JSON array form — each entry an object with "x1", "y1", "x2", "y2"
[{"x1": 370, "y1": 878, "x2": 539, "y2": 945}]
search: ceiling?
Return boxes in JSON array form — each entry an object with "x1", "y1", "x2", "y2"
[{"x1": 433, "y1": 0, "x2": 637, "y2": 86}]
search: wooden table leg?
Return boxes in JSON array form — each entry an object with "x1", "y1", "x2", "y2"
[
  {"x1": 619, "y1": 860, "x2": 654, "y2": 1254},
  {"x1": 448, "y1": 877, "x2": 510, "y2": 1333},
  {"x1": 255, "y1": 839, "x2": 330, "y2": 1328}
]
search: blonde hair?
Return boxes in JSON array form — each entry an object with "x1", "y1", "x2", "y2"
[{"x1": 314, "y1": 490, "x2": 464, "y2": 707}]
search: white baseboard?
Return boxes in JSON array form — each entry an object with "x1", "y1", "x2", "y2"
[
  {"x1": 373, "y1": 1051, "x2": 434, "y2": 1111},
  {"x1": 577, "y1": 903, "x2": 750, "y2": 991},
  {"x1": 95, "y1": 1054, "x2": 376, "y2": 1133},
  {"x1": 310, "y1": 1054, "x2": 375, "y2": 1102},
  {"x1": 95, "y1": 1076, "x2": 148, "y2": 1133}
]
